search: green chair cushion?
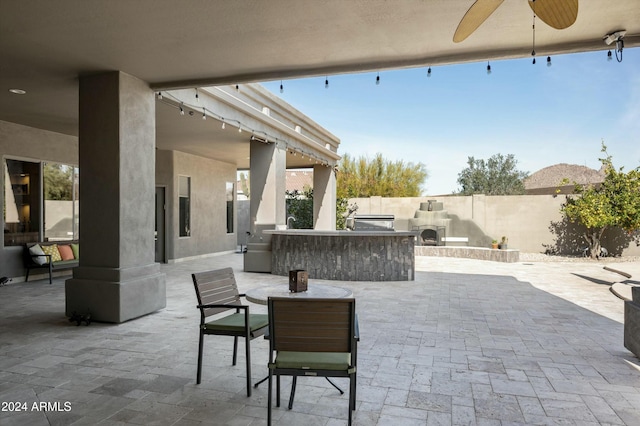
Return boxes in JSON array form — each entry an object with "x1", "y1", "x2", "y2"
[
  {"x1": 51, "y1": 259, "x2": 78, "y2": 268},
  {"x1": 274, "y1": 351, "x2": 351, "y2": 371},
  {"x1": 204, "y1": 313, "x2": 268, "y2": 333}
]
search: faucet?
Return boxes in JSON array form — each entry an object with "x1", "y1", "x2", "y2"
[{"x1": 287, "y1": 216, "x2": 296, "y2": 229}]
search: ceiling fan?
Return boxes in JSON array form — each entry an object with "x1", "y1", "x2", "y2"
[{"x1": 453, "y1": 0, "x2": 578, "y2": 43}]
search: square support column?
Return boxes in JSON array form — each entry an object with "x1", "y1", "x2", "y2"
[
  {"x1": 313, "y1": 164, "x2": 336, "y2": 230},
  {"x1": 244, "y1": 139, "x2": 286, "y2": 272},
  {"x1": 65, "y1": 71, "x2": 166, "y2": 323}
]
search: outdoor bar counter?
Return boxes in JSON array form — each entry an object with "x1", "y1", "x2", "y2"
[{"x1": 266, "y1": 229, "x2": 416, "y2": 281}]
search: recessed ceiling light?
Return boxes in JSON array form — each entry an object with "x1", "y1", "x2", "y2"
[{"x1": 9, "y1": 88, "x2": 27, "y2": 95}]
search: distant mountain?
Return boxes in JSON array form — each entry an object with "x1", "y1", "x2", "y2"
[{"x1": 524, "y1": 163, "x2": 605, "y2": 194}]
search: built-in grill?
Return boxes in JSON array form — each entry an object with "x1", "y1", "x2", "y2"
[{"x1": 352, "y1": 214, "x2": 395, "y2": 231}]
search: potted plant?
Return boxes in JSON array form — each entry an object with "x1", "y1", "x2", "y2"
[
  {"x1": 498, "y1": 236, "x2": 508, "y2": 250},
  {"x1": 491, "y1": 239, "x2": 499, "y2": 249}
]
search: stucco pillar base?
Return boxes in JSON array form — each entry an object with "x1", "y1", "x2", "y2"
[{"x1": 65, "y1": 263, "x2": 165, "y2": 323}]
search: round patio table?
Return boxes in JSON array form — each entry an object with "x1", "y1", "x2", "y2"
[{"x1": 245, "y1": 283, "x2": 352, "y2": 305}]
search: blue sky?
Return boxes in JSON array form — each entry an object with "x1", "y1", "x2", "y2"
[{"x1": 261, "y1": 49, "x2": 640, "y2": 195}]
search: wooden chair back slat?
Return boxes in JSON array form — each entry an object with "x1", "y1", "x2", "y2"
[
  {"x1": 192, "y1": 267, "x2": 242, "y2": 317},
  {"x1": 269, "y1": 298, "x2": 355, "y2": 353}
]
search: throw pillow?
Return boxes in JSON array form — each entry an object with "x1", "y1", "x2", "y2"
[
  {"x1": 41, "y1": 244, "x2": 62, "y2": 262},
  {"x1": 71, "y1": 243, "x2": 80, "y2": 260},
  {"x1": 57, "y1": 244, "x2": 74, "y2": 261},
  {"x1": 29, "y1": 244, "x2": 48, "y2": 265}
]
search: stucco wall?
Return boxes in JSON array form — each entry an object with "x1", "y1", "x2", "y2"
[
  {"x1": 350, "y1": 194, "x2": 640, "y2": 256},
  {"x1": 0, "y1": 120, "x2": 78, "y2": 277},
  {"x1": 169, "y1": 150, "x2": 237, "y2": 260}
]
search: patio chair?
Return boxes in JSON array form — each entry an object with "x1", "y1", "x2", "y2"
[
  {"x1": 267, "y1": 297, "x2": 358, "y2": 425},
  {"x1": 192, "y1": 267, "x2": 268, "y2": 397}
]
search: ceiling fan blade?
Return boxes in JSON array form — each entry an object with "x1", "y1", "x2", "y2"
[
  {"x1": 453, "y1": 0, "x2": 505, "y2": 43},
  {"x1": 529, "y1": 0, "x2": 578, "y2": 29}
]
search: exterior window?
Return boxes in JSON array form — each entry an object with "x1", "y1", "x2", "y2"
[
  {"x1": 3, "y1": 159, "x2": 41, "y2": 246},
  {"x1": 179, "y1": 176, "x2": 190, "y2": 237},
  {"x1": 43, "y1": 163, "x2": 79, "y2": 241},
  {"x1": 226, "y1": 182, "x2": 234, "y2": 234}
]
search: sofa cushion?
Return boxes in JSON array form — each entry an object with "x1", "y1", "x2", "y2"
[
  {"x1": 29, "y1": 244, "x2": 48, "y2": 265},
  {"x1": 58, "y1": 244, "x2": 74, "y2": 261},
  {"x1": 41, "y1": 244, "x2": 62, "y2": 262},
  {"x1": 51, "y1": 259, "x2": 78, "y2": 269},
  {"x1": 71, "y1": 243, "x2": 80, "y2": 260}
]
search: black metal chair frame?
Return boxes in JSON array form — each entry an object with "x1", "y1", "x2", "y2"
[{"x1": 192, "y1": 267, "x2": 268, "y2": 397}]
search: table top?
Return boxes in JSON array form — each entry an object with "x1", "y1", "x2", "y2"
[{"x1": 245, "y1": 283, "x2": 353, "y2": 305}]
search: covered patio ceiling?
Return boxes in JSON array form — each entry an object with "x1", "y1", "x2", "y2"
[{"x1": 1, "y1": 0, "x2": 638, "y2": 167}]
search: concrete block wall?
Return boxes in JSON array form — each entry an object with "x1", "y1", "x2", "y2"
[{"x1": 350, "y1": 194, "x2": 640, "y2": 256}]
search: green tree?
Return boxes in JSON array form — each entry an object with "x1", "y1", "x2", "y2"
[
  {"x1": 336, "y1": 153, "x2": 427, "y2": 198},
  {"x1": 44, "y1": 163, "x2": 73, "y2": 200},
  {"x1": 456, "y1": 153, "x2": 528, "y2": 195},
  {"x1": 239, "y1": 172, "x2": 250, "y2": 199},
  {"x1": 286, "y1": 187, "x2": 314, "y2": 229},
  {"x1": 561, "y1": 144, "x2": 640, "y2": 259}
]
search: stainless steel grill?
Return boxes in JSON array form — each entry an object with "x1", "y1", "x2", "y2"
[{"x1": 352, "y1": 214, "x2": 395, "y2": 231}]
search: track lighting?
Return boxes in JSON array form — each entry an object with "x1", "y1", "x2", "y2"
[
  {"x1": 325, "y1": 77, "x2": 329, "y2": 89},
  {"x1": 280, "y1": 81, "x2": 284, "y2": 93},
  {"x1": 376, "y1": 73, "x2": 380, "y2": 85},
  {"x1": 603, "y1": 30, "x2": 626, "y2": 62},
  {"x1": 546, "y1": 56, "x2": 551, "y2": 67},
  {"x1": 486, "y1": 62, "x2": 491, "y2": 75},
  {"x1": 427, "y1": 67, "x2": 432, "y2": 77}
]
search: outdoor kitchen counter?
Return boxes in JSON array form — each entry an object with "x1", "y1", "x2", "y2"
[{"x1": 266, "y1": 230, "x2": 416, "y2": 281}]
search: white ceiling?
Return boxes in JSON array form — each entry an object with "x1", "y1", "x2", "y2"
[{"x1": 1, "y1": 0, "x2": 638, "y2": 166}]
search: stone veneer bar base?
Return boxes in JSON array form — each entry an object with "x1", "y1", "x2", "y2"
[
  {"x1": 416, "y1": 246, "x2": 520, "y2": 263},
  {"x1": 269, "y1": 230, "x2": 416, "y2": 281},
  {"x1": 624, "y1": 288, "x2": 640, "y2": 358}
]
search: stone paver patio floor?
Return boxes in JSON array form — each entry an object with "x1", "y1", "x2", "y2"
[{"x1": 1, "y1": 253, "x2": 640, "y2": 425}]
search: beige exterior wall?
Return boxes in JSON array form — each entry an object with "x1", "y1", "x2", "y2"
[
  {"x1": 350, "y1": 194, "x2": 640, "y2": 256},
  {"x1": 159, "y1": 150, "x2": 237, "y2": 261}
]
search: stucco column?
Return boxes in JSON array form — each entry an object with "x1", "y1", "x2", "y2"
[
  {"x1": 248, "y1": 139, "x2": 286, "y2": 231},
  {"x1": 244, "y1": 139, "x2": 286, "y2": 272},
  {"x1": 313, "y1": 164, "x2": 336, "y2": 230},
  {"x1": 65, "y1": 71, "x2": 166, "y2": 323}
]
